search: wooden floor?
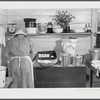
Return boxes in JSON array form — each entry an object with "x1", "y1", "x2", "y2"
[
  {"x1": 5, "y1": 77, "x2": 100, "y2": 88},
  {"x1": 86, "y1": 67, "x2": 100, "y2": 87}
]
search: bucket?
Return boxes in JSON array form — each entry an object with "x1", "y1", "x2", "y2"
[{"x1": 0, "y1": 66, "x2": 6, "y2": 88}]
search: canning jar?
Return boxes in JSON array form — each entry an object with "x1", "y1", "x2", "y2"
[{"x1": 24, "y1": 18, "x2": 37, "y2": 34}]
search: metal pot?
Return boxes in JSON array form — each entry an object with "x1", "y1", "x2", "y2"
[
  {"x1": 73, "y1": 55, "x2": 84, "y2": 66},
  {"x1": 89, "y1": 48, "x2": 100, "y2": 60}
]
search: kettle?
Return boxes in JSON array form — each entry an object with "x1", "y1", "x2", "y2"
[
  {"x1": 74, "y1": 55, "x2": 84, "y2": 66},
  {"x1": 89, "y1": 48, "x2": 100, "y2": 60}
]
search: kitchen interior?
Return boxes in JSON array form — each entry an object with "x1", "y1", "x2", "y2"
[{"x1": 0, "y1": 8, "x2": 100, "y2": 88}]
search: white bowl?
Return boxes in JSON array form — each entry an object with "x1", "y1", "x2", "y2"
[
  {"x1": 38, "y1": 59, "x2": 57, "y2": 67},
  {"x1": 53, "y1": 28, "x2": 63, "y2": 33}
]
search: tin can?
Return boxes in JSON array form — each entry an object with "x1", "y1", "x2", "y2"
[{"x1": 62, "y1": 53, "x2": 70, "y2": 67}]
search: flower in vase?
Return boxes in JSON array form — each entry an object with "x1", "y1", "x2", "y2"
[{"x1": 52, "y1": 10, "x2": 75, "y2": 29}]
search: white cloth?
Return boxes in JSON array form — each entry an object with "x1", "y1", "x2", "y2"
[
  {"x1": 96, "y1": 67, "x2": 100, "y2": 77},
  {"x1": 0, "y1": 27, "x2": 5, "y2": 47},
  {"x1": 10, "y1": 56, "x2": 34, "y2": 82},
  {"x1": 91, "y1": 60, "x2": 100, "y2": 77}
]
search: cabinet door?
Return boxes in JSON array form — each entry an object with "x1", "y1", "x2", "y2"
[{"x1": 34, "y1": 67, "x2": 86, "y2": 88}]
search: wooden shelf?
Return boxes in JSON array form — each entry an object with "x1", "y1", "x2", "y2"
[{"x1": 6, "y1": 32, "x2": 92, "y2": 38}]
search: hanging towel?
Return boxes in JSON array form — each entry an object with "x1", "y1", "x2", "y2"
[{"x1": 0, "y1": 27, "x2": 6, "y2": 47}]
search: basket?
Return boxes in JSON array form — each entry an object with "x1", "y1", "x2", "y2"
[
  {"x1": 37, "y1": 51, "x2": 57, "y2": 67},
  {"x1": 38, "y1": 59, "x2": 57, "y2": 67}
]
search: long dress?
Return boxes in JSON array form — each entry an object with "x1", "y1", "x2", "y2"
[{"x1": 5, "y1": 36, "x2": 36, "y2": 88}]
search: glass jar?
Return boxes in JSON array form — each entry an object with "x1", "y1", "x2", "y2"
[
  {"x1": 37, "y1": 23, "x2": 47, "y2": 34},
  {"x1": 47, "y1": 22, "x2": 53, "y2": 33},
  {"x1": 24, "y1": 18, "x2": 37, "y2": 34}
]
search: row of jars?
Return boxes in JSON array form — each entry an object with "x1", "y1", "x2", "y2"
[
  {"x1": 8, "y1": 18, "x2": 68, "y2": 35},
  {"x1": 24, "y1": 18, "x2": 53, "y2": 34},
  {"x1": 7, "y1": 18, "x2": 53, "y2": 34},
  {"x1": 58, "y1": 53, "x2": 84, "y2": 66}
]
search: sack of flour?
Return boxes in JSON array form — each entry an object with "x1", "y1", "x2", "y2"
[{"x1": 62, "y1": 38, "x2": 77, "y2": 56}]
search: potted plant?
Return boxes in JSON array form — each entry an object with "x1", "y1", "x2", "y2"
[{"x1": 52, "y1": 10, "x2": 75, "y2": 33}]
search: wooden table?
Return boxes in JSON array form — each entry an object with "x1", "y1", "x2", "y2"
[
  {"x1": 34, "y1": 66, "x2": 87, "y2": 88},
  {"x1": 85, "y1": 58, "x2": 98, "y2": 87}
]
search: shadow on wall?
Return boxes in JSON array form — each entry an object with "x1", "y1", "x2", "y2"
[
  {"x1": 1, "y1": 45, "x2": 7, "y2": 67},
  {"x1": 13, "y1": 20, "x2": 25, "y2": 31},
  {"x1": 54, "y1": 39, "x2": 63, "y2": 59},
  {"x1": 83, "y1": 53, "x2": 91, "y2": 65}
]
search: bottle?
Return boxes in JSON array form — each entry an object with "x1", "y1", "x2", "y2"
[
  {"x1": 66, "y1": 23, "x2": 70, "y2": 33},
  {"x1": 87, "y1": 23, "x2": 91, "y2": 33},
  {"x1": 47, "y1": 22, "x2": 53, "y2": 33},
  {"x1": 64, "y1": 23, "x2": 70, "y2": 33},
  {"x1": 84, "y1": 24, "x2": 88, "y2": 32}
]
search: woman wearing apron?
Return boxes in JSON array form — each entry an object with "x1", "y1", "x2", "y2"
[{"x1": 5, "y1": 30, "x2": 36, "y2": 88}]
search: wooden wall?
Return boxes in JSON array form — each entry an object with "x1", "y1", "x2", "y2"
[
  {"x1": 0, "y1": 10, "x2": 8, "y2": 66},
  {"x1": 7, "y1": 9, "x2": 92, "y2": 56}
]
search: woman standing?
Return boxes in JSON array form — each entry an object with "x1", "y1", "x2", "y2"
[{"x1": 5, "y1": 30, "x2": 36, "y2": 88}]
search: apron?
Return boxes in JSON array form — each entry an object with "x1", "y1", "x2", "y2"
[{"x1": 9, "y1": 56, "x2": 34, "y2": 88}]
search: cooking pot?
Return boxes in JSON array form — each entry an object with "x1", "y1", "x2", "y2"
[{"x1": 89, "y1": 48, "x2": 100, "y2": 60}]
